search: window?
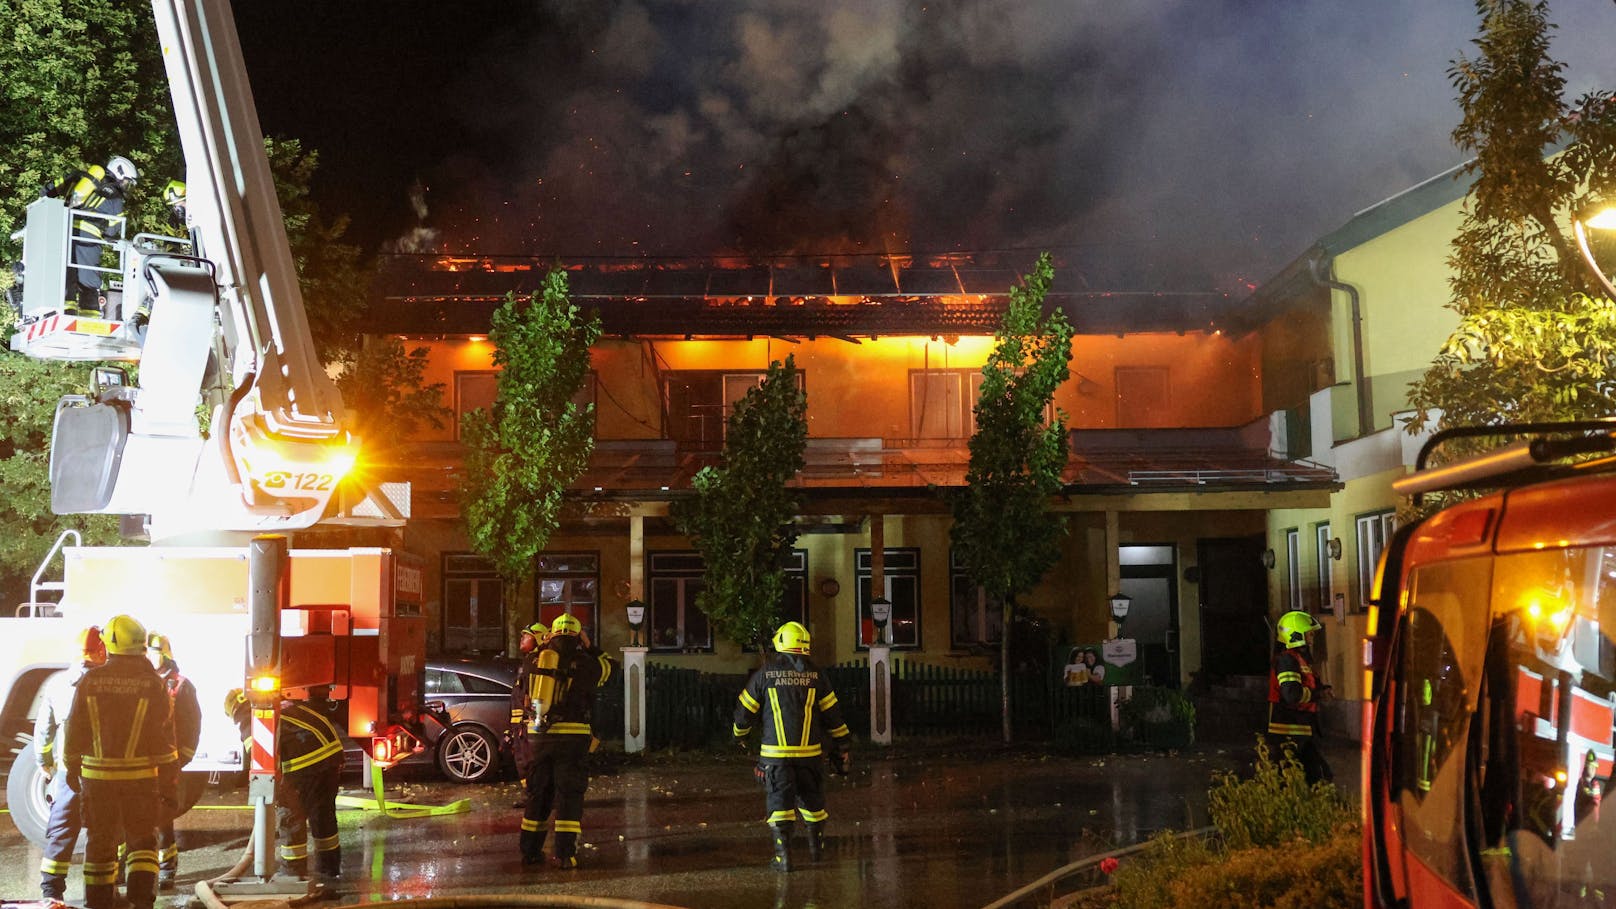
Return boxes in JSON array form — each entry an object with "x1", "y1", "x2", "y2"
[
  {"x1": 647, "y1": 552, "x2": 712, "y2": 652},
  {"x1": 1356, "y1": 511, "x2": 1397, "y2": 610},
  {"x1": 1314, "y1": 522, "x2": 1333, "y2": 612},
  {"x1": 949, "y1": 549, "x2": 1003, "y2": 649},
  {"x1": 1115, "y1": 366, "x2": 1170, "y2": 428},
  {"x1": 535, "y1": 552, "x2": 599, "y2": 638},
  {"x1": 424, "y1": 668, "x2": 464, "y2": 695},
  {"x1": 1285, "y1": 528, "x2": 1301, "y2": 612},
  {"x1": 856, "y1": 548, "x2": 920, "y2": 649},
  {"x1": 910, "y1": 370, "x2": 965, "y2": 439},
  {"x1": 662, "y1": 370, "x2": 798, "y2": 445},
  {"x1": 454, "y1": 372, "x2": 498, "y2": 440},
  {"x1": 455, "y1": 370, "x2": 596, "y2": 439},
  {"x1": 441, "y1": 553, "x2": 506, "y2": 654},
  {"x1": 741, "y1": 550, "x2": 810, "y2": 651}
]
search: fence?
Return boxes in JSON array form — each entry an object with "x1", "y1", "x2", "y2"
[{"x1": 632, "y1": 658, "x2": 1169, "y2": 751}]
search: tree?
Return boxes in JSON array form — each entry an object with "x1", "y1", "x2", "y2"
[
  {"x1": 672, "y1": 356, "x2": 808, "y2": 652},
  {"x1": 460, "y1": 271, "x2": 601, "y2": 641},
  {"x1": 0, "y1": 356, "x2": 121, "y2": 606},
  {"x1": 0, "y1": 0, "x2": 179, "y2": 261},
  {"x1": 950, "y1": 253, "x2": 1073, "y2": 743},
  {"x1": 1406, "y1": 0, "x2": 1616, "y2": 457}
]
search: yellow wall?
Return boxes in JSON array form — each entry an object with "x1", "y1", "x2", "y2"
[{"x1": 401, "y1": 330, "x2": 1266, "y2": 444}]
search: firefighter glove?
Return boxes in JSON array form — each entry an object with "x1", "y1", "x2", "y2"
[{"x1": 754, "y1": 764, "x2": 766, "y2": 785}]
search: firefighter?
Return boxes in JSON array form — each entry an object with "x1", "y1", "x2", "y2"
[
  {"x1": 63, "y1": 614, "x2": 176, "y2": 909},
  {"x1": 733, "y1": 621, "x2": 853, "y2": 872},
  {"x1": 509, "y1": 620, "x2": 549, "y2": 790},
  {"x1": 518, "y1": 613, "x2": 614, "y2": 869},
  {"x1": 35, "y1": 626, "x2": 107, "y2": 901},
  {"x1": 144, "y1": 632, "x2": 201, "y2": 890},
  {"x1": 161, "y1": 180, "x2": 187, "y2": 229},
  {"x1": 274, "y1": 685, "x2": 345, "y2": 881},
  {"x1": 1267, "y1": 609, "x2": 1332, "y2": 785},
  {"x1": 45, "y1": 156, "x2": 138, "y2": 317}
]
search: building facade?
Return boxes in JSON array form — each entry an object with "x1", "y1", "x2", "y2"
[{"x1": 363, "y1": 255, "x2": 1337, "y2": 683}]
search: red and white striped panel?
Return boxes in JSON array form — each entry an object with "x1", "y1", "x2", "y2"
[{"x1": 250, "y1": 707, "x2": 277, "y2": 775}]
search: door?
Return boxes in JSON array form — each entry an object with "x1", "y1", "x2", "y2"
[
  {"x1": 1119, "y1": 544, "x2": 1180, "y2": 687},
  {"x1": 1196, "y1": 535, "x2": 1270, "y2": 678}
]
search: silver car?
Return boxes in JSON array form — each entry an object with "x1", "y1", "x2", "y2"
[{"x1": 422, "y1": 657, "x2": 520, "y2": 783}]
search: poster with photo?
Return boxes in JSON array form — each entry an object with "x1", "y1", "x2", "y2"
[{"x1": 1062, "y1": 639, "x2": 1140, "y2": 687}]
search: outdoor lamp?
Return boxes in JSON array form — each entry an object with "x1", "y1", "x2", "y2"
[
  {"x1": 625, "y1": 599, "x2": 646, "y2": 647},
  {"x1": 1573, "y1": 206, "x2": 1616, "y2": 300},
  {"x1": 1109, "y1": 593, "x2": 1132, "y2": 624},
  {"x1": 870, "y1": 597, "x2": 892, "y2": 644}
]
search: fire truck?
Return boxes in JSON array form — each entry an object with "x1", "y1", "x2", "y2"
[
  {"x1": 2, "y1": 0, "x2": 428, "y2": 846},
  {"x1": 1363, "y1": 420, "x2": 1616, "y2": 908}
]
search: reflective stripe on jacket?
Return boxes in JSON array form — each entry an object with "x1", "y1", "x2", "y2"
[
  {"x1": 64, "y1": 654, "x2": 177, "y2": 780},
  {"x1": 279, "y1": 701, "x2": 343, "y2": 774},
  {"x1": 734, "y1": 652, "x2": 851, "y2": 762}
]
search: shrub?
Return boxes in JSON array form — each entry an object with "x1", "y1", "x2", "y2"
[
  {"x1": 1118, "y1": 686, "x2": 1196, "y2": 750},
  {"x1": 1208, "y1": 738, "x2": 1353, "y2": 849},
  {"x1": 1112, "y1": 832, "x2": 1217, "y2": 909},
  {"x1": 1161, "y1": 825, "x2": 1361, "y2": 909}
]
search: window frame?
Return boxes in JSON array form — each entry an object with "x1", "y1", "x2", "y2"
[
  {"x1": 646, "y1": 551, "x2": 714, "y2": 653},
  {"x1": 534, "y1": 551, "x2": 601, "y2": 639},
  {"x1": 1285, "y1": 528, "x2": 1301, "y2": 612},
  {"x1": 1356, "y1": 511, "x2": 1397, "y2": 611},
  {"x1": 855, "y1": 548, "x2": 922, "y2": 651},
  {"x1": 948, "y1": 548, "x2": 1003, "y2": 650},
  {"x1": 1314, "y1": 521, "x2": 1334, "y2": 613}
]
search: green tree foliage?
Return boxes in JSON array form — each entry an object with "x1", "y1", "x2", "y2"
[
  {"x1": 0, "y1": 0, "x2": 179, "y2": 258},
  {"x1": 672, "y1": 356, "x2": 808, "y2": 651},
  {"x1": 0, "y1": 356, "x2": 121, "y2": 605},
  {"x1": 1407, "y1": 0, "x2": 1616, "y2": 444},
  {"x1": 461, "y1": 271, "x2": 600, "y2": 594},
  {"x1": 335, "y1": 337, "x2": 446, "y2": 455},
  {"x1": 949, "y1": 253, "x2": 1072, "y2": 740}
]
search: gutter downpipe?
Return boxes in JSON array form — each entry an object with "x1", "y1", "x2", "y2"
[{"x1": 1310, "y1": 252, "x2": 1373, "y2": 439}]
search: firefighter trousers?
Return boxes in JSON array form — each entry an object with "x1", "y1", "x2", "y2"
[
  {"x1": 1268, "y1": 732, "x2": 1333, "y2": 785},
  {"x1": 763, "y1": 760, "x2": 827, "y2": 828},
  {"x1": 82, "y1": 777, "x2": 161, "y2": 909},
  {"x1": 39, "y1": 771, "x2": 82, "y2": 900},
  {"x1": 275, "y1": 761, "x2": 341, "y2": 878},
  {"x1": 521, "y1": 735, "x2": 590, "y2": 860}
]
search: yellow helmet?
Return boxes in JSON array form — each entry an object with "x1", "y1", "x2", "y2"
[
  {"x1": 1276, "y1": 610, "x2": 1321, "y2": 649},
  {"x1": 550, "y1": 614, "x2": 582, "y2": 636},
  {"x1": 146, "y1": 631, "x2": 173, "y2": 661},
  {"x1": 104, "y1": 614, "x2": 148, "y2": 655},
  {"x1": 223, "y1": 688, "x2": 246, "y2": 717},
  {"x1": 773, "y1": 621, "x2": 811, "y2": 655}
]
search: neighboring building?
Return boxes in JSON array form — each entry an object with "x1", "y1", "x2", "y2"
[
  {"x1": 362, "y1": 254, "x2": 1337, "y2": 682},
  {"x1": 1251, "y1": 164, "x2": 1473, "y2": 729}
]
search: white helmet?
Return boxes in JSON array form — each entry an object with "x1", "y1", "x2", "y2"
[{"x1": 106, "y1": 155, "x2": 138, "y2": 185}]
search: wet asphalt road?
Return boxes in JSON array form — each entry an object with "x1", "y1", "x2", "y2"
[{"x1": 0, "y1": 739, "x2": 1360, "y2": 908}]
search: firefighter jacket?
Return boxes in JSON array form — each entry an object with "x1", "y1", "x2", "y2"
[
  {"x1": 278, "y1": 699, "x2": 344, "y2": 776},
  {"x1": 733, "y1": 652, "x2": 851, "y2": 763},
  {"x1": 33, "y1": 664, "x2": 90, "y2": 773},
  {"x1": 64, "y1": 654, "x2": 177, "y2": 782},
  {"x1": 1267, "y1": 647, "x2": 1320, "y2": 738},
  {"x1": 523, "y1": 636, "x2": 612, "y2": 737},
  {"x1": 159, "y1": 665, "x2": 203, "y2": 765},
  {"x1": 48, "y1": 166, "x2": 127, "y2": 241}
]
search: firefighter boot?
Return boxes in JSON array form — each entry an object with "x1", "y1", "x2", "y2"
[
  {"x1": 551, "y1": 831, "x2": 580, "y2": 869},
  {"x1": 805, "y1": 820, "x2": 825, "y2": 862},
  {"x1": 519, "y1": 821, "x2": 547, "y2": 867},
  {"x1": 770, "y1": 823, "x2": 794, "y2": 873}
]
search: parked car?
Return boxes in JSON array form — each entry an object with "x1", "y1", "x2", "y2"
[{"x1": 421, "y1": 656, "x2": 520, "y2": 783}]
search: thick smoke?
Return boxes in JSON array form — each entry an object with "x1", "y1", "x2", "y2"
[{"x1": 399, "y1": 0, "x2": 1616, "y2": 291}]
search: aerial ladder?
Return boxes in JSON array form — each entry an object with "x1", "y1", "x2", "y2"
[{"x1": 0, "y1": 0, "x2": 440, "y2": 896}]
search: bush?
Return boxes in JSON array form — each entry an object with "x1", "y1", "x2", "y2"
[
  {"x1": 1106, "y1": 738, "x2": 1362, "y2": 909},
  {"x1": 1118, "y1": 687, "x2": 1195, "y2": 750},
  {"x1": 1160, "y1": 825, "x2": 1361, "y2": 909},
  {"x1": 1209, "y1": 738, "x2": 1353, "y2": 849}
]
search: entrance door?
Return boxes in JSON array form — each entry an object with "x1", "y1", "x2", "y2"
[
  {"x1": 1196, "y1": 535, "x2": 1270, "y2": 678},
  {"x1": 1119, "y1": 545, "x2": 1180, "y2": 688}
]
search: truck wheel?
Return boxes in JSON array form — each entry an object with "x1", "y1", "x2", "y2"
[
  {"x1": 7, "y1": 742, "x2": 83, "y2": 852},
  {"x1": 435, "y1": 725, "x2": 501, "y2": 783}
]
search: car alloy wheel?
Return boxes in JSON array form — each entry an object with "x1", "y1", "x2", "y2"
[{"x1": 436, "y1": 725, "x2": 500, "y2": 783}]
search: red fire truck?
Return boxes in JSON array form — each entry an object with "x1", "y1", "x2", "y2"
[{"x1": 1363, "y1": 420, "x2": 1616, "y2": 908}]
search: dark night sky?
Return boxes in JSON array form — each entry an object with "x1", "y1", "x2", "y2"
[{"x1": 233, "y1": 1, "x2": 1616, "y2": 293}]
